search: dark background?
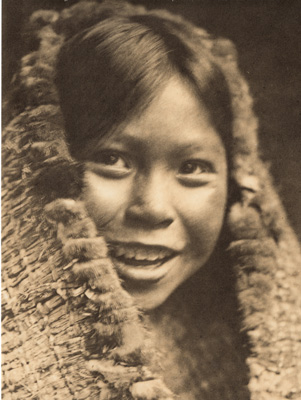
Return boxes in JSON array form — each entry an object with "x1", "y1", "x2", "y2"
[{"x1": 3, "y1": 0, "x2": 301, "y2": 238}]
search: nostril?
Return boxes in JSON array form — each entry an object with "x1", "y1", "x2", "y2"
[{"x1": 125, "y1": 203, "x2": 174, "y2": 229}]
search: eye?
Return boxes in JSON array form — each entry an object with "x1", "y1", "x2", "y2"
[
  {"x1": 179, "y1": 160, "x2": 213, "y2": 175},
  {"x1": 177, "y1": 160, "x2": 215, "y2": 186},
  {"x1": 87, "y1": 151, "x2": 131, "y2": 178},
  {"x1": 97, "y1": 152, "x2": 129, "y2": 168}
]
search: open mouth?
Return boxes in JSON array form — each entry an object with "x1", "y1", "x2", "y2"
[{"x1": 108, "y1": 242, "x2": 178, "y2": 281}]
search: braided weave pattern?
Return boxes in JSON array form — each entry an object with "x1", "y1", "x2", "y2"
[{"x1": 2, "y1": 108, "x2": 174, "y2": 399}]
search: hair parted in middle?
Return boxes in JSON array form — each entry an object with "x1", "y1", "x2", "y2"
[{"x1": 55, "y1": 13, "x2": 233, "y2": 160}]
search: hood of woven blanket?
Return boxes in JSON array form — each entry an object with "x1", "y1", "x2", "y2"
[{"x1": 2, "y1": 2, "x2": 301, "y2": 400}]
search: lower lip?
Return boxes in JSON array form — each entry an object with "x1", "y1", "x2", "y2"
[{"x1": 111, "y1": 255, "x2": 176, "y2": 282}]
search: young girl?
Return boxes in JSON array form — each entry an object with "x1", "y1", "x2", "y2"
[{"x1": 2, "y1": 1, "x2": 300, "y2": 400}]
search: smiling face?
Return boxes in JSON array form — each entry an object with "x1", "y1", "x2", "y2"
[{"x1": 82, "y1": 77, "x2": 228, "y2": 309}]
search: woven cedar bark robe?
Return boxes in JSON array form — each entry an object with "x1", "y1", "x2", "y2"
[{"x1": 2, "y1": 1, "x2": 301, "y2": 399}]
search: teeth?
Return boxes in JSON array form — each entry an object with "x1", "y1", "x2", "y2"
[
  {"x1": 160, "y1": 249, "x2": 169, "y2": 259},
  {"x1": 135, "y1": 249, "x2": 148, "y2": 261},
  {"x1": 128, "y1": 249, "x2": 136, "y2": 259},
  {"x1": 147, "y1": 252, "x2": 159, "y2": 261},
  {"x1": 113, "y1": 245, "x2": 173, "y2": 261},
  {"x1": 116, "y1": 247, "x2": 125, "y2": 257}
]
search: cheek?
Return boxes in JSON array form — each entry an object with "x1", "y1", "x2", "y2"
[
  {"x1": 82, "y1": 171, "x2": 128, "y2": 227},
  {"x1": 178, "y1": 184, "x2": 227, "y2": 255}
]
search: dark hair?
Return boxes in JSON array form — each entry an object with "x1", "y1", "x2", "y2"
[{"x1": 56, "y1": 13, "x2": 233, "y2": 159}]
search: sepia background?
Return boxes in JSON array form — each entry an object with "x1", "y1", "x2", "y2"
[{"x1": 3, "y1": 0, "x2": 301, "y2": 238}]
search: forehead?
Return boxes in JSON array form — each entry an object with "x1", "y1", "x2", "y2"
[{"x1": 104, "y1": 77, "x2": 226, "y2": 156}]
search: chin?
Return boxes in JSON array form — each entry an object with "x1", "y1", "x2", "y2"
[{"x1": 125, "y1": 284, "x2": 173, "y2": 310}]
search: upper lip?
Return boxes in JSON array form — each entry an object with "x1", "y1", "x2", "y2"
[{"x1": 107, "y1": 241, "x2": 179, "y2": 253}]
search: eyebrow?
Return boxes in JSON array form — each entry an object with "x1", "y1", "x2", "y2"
[{"x1": 101, "y1": 132, "x2": 207, "y2": 154}]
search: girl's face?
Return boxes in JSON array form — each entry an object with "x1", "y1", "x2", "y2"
[{"x1": 82, "y1": 77, "x2": 228, "y2": 309}]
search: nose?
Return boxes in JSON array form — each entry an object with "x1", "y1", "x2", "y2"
[{"x1": 125, "y1": 171, "x2": 175, "y2": 229}]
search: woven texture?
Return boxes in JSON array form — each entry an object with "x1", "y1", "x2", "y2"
[{"x1": 2, "y1": 1, "x2": 301, "y2": 399}]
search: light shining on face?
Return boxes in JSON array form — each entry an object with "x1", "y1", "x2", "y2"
[{"x1": 82, "y1": 77, "x2": 228, "y2": 309}]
